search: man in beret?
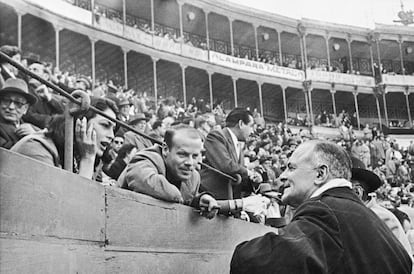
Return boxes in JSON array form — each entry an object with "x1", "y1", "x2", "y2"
[
  {"x1": 231, "y1": 140, "x2": 412, "y2": 274},
  {"x1": 351, "y1": 156, "x2": 412, "y2": 258},
  {"x1": 0, "y1": 78, "x2": 37, "y2": 148}
]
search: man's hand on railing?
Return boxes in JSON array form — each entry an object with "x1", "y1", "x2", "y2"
[
  {"x1": 69, "y1": 90, "x2": 91, "y2": 115},
  {"x1": 199, "y1": 194, "x2": 220, "y2": 220}
]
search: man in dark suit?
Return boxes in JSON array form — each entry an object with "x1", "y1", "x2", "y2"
[
  {"x1": 201, "y1": 108, "x2": 261, "y2": 200},
  {"x1": 230, "y1": 140, "x2": 412, "y2": 274}
]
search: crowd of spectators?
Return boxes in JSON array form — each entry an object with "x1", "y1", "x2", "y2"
[{"x1": 2, "y1": 42, "x2": 414, "y2": 256}]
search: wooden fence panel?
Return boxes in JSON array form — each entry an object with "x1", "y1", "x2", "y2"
[{"x1": 0, "y1": 148, "x2": 105, "y2": 242}]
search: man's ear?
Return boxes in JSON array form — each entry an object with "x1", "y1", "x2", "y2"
[
  {"x1": 21, "y1": 105, "x2": 29, "y2": 115},
  {"x1": 314, "y1": 165, "x2": 329, "y2": 185}
]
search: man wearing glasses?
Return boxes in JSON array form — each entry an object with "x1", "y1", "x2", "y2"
[
  {"x1": 0, "y1": 78, "x2": 37, "y2": 149},
  {"x1": 231, "y1": 140, "x2": 412, "y2": 274}
]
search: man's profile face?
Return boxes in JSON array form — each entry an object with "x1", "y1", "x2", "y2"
[
  {"x1": 238, "y1": 115, "x2": 254, "y2": 141},
  {"x1": 351, "y1": 179, "x2": 365, "y2": 201},
  {"x1": 164, "y1": 131, "x2": 203, "y2": 181},
  {"x1": 280, "y1": 142, "x2": 318, "y2": 207}
]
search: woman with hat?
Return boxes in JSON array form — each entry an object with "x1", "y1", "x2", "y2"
[
  {"x1": 11, "y1": 97, "x2": 118, "y2": 180},
  {"x1": 0, "y1": 78, "x2": 38, "y2": 148}
]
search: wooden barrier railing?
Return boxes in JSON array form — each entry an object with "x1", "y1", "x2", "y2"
[{"x1": 0, "y1": 148, "x2": 275, "y2": 273}]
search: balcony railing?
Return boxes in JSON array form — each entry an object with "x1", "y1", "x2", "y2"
[
  {"x1": 306, "y1": 70, "x2": 376, "y2": 87},
  {"x1": 26, "y1": 0, "x2": 414, "y2": 87},
  {"x1": 209, "y1": 51, "x2": 304, "y2": 81},
  {"x1": 382, "y1": 74, "x2": 414, "y2": 86}
]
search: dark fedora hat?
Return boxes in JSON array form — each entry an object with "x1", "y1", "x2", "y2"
[
  {"x1": 129, "y1": 113, "x2": 148, "y2": 125},
  {"x1": 257, "y1": 183, "x2": 280, "y2": 199},
  {"x1": 0, "y1": 78, "x2": 37, "y2": 105},
  {"x1": 351, "y1": 157, "x2": 383, "y2": 194}
]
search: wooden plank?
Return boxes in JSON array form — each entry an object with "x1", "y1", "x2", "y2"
[
  {"x1": 104, "y1": 251, "x2": 232, "y2": 274},
  {"x1": 105, "y1": 187, "x2": 275, "y2": 252},
  {"x1": 0, "y1": 149, "x2": 105, "y2": 242},
  {"x1": 0, "y1": 238, "x2": 105, "y2": 274}
]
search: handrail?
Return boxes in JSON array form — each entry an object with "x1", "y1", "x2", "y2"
[{"x1": 0, "y1": 51, "x2": 239, "y2": 186}]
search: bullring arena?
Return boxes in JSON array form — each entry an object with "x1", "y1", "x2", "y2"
[{"x1": 0, "y1": 0, "x2": 414, "y2": 273}]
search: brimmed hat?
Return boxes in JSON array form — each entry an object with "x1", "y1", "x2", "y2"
[
  {"x1": 351, "y1": 157, "x2": 383, "y2": 193},
  {"x1": 107, "y1": 82, "x2": 118, "y2": 93},
  {"x1": 23, "y1": 52, "x2": 41, "y2": 66},
  {"x1": 257, "y1": 183, "x2": 280, "y2": 199},
  {"x1": 259, "y1": 156, "x2": 272, "y2": 164},
  {"x1": 76, "y1": 76, "x2": 91, "y2": 90},
  {"x1": 118, "y1": 97, "x2": 131, "y2": 107},
  {"x1": 288, "y1": 138, "x2": 298, "y2": 146},
  {"x1": 129, "y1": 113, "x2": 148, "y2": 125},
  {"x1": 0, "y1": 78, "x2": 37, "y2": 105}
]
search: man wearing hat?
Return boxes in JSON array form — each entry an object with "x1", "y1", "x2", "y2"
[
  {"x1": 351, "y1": 156, "x2": 413, "y2": 258},
  {"x1": 117, "y1": 96, "x2": 132, "y2": 123},
  {"x1": 0, "y1": 78, "x2": 37, "y2": 148},
  {"x1": 124, "y1": 113, "x2": 153, "y2": 151},
  {"x1": 74, "y1": 76, "x2": 91, "y2": 93}
]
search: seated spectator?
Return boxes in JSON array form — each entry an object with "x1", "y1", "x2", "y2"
[
  {"x1": 118, "y1": 124, "x2": 270, "y2": 218},
  {"x1": 195, "y1": 115, "x2": 210, "y2": 141},
  {"x1": 148, "y1": 120, "x2": 166, "y2": 142},
  {"x1": 24, "y1": 60, "x2": 65, "y2": 129},
  {"x1": 0, "y1": 78, "x2": 37, "y2": 149},
  {"x1": 101, "y1": 133, "x2": 124, "y2": 174},
  {"x1": 11, "y1": 97, "x2": 117, "y2": 180},
  {"x1": 117, "y1": 97, "x2": 132, "y2": 123},
  {"x1": 105, "y1": 144, "x2": 137, "y2": 180},
  {"x1": 124, "y1": 113, "x2": 153, "y2": 151},
  {"x1": 0, "y1": 45, "x2": 21, "y2": 88},
  {"x1": 74, "y1": 76, "x2": 92, "y2": 94}
]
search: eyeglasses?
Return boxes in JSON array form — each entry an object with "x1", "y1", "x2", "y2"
[{"x1": 0, "y1": 97, "x2": 28, "y2": 109}]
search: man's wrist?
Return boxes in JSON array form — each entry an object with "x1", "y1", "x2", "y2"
[{"x1": 235, "y1": 199, "x2": 243, "y2": 211}]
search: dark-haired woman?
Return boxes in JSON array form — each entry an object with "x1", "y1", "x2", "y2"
[{"x1": 11, "y1": 97, "x2": 117, "y2": 180}]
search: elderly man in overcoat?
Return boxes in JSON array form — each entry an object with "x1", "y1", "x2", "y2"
[{"x1": 231, "y1": 140, "x2": 412, "y2": 274}]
